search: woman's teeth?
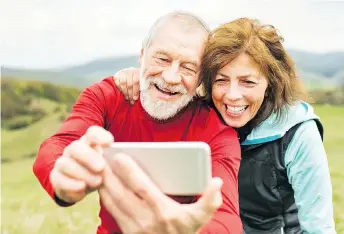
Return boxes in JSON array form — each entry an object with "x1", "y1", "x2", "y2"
[{"x1": 226, "y1": 105, "x2": 248, "y2": 115}]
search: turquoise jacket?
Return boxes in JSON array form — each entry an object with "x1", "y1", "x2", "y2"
[{"x1": 241, "y1": 102, "x2": 336, "y2": 234}]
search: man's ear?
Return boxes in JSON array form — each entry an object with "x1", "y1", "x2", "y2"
[{"x1": 139, "y1": 48, "x2": 144, "y2": 66}]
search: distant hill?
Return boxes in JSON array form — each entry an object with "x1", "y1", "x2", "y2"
[
  {"x1": 58, "y1": 55, "x2": 139, "y2": 78},
  {"x1": 2, "y1": 50, "x2": 343, "y2": 89},
  {"x1": 2, "y1": 55, "x2": 139, "y2": 88},
  {"x1": 1, "y1": 68, "x2": 91, "y2": 87},
  {"x1": 288, "y1": 50, "x2": 344, "y2": 78},
  {"x1": 288, "y1": 50, "x2": 344, "y2": 89}
]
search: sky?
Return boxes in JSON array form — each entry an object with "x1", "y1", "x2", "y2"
[{"x1": 1, "y1": 0, "x2": 344, "y2": 69}]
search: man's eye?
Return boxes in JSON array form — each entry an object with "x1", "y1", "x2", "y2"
[
  {"x1": 157, "y1": 57, "x2": 169, "y2": 62},
  {"x1": 183, "y1": 66, "x2": 196, "y2": 73}
]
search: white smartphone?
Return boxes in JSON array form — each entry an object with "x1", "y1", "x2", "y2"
[{"x1": 103, "y1": 142, "x2": 212, "y2": 196}]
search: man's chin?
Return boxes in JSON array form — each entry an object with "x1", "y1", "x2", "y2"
[
  {"x1": 140, "y1": 93, "x2": 193, "y2": 121},
  {"x1": 143, "y1": 105, "x2": 179, "y2": 120}
]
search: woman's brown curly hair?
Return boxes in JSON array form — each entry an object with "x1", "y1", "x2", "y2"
[{"x1": 200, "y1": 18, "x2": 308, "y2": 127}]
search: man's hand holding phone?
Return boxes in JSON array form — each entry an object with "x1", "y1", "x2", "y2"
[
  {"x1": 100, "y1": 152, "x2": 224, "y2": 234},
  {"x1": 49, "y1": 126, "x2": 114, "y2": 204},
  {"x1": 50, "y1": 125, "x2": 224, "y2": 233}
]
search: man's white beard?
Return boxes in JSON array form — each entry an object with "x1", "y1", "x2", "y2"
[{"x1": 139, "y1": 74, "x2": 194, "y2": 120}]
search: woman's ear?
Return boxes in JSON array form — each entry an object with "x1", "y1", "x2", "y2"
[{"x1": 196, "y1": 83, "x2": 206, "y2": 97}]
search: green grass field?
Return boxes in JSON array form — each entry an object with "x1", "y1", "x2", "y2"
[
  {"x1": 1, "y1": 105, "x2": 344, "y2": 233},
  {"x1": 317, "y1": 106, "x2": 344, "y2": 232}
]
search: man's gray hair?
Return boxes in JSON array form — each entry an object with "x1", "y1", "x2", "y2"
[{"x1": 142, "y1": 11, "x2": 210, "y2": 48}]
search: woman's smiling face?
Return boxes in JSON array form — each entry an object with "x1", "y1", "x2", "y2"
[{"x1": 211, "y1": 53, "x2": 268, "y2": 128}]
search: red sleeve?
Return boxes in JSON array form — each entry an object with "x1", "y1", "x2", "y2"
[
  {"x1": 199, "y1": 127, "x2": 242, "y2": 234},
  {"x1": 32, "y1": 77, "x2": 118, "y2": 203}
]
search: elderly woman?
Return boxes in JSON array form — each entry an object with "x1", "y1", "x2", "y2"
[{"x1": 114, "y1": 18, "x2": 336, "y2": 234}]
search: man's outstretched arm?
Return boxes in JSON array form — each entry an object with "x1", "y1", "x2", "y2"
[{"x1": 33, "y1": 78, "x2": 117, "y2": 204}]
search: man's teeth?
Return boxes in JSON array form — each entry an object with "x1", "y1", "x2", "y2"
[
  {"x1": 162, "y1": 88, "x2": 176, "y2": 94},
  {"x1": 226, "y1": 105, "x2": 247, "y2": 113},
  {"x1": 155, "y1": 84, "x2": 177, "y2": 95}
]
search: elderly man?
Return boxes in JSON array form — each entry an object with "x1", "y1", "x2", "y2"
[{"x1": 33, "y1": 12, "x2": 242, "y2": 234}]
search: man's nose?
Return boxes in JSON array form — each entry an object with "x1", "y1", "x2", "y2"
[{"x1": 161, "y1": 62, "x2": 182, "y2": 85}]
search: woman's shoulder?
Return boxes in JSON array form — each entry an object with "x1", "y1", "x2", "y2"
[
  {"x1": 284, "y1": 119, "x2": 325, "y2": 167},
  {"x1": 242, "y1": 102, "x2": 320, "y2": 145}
]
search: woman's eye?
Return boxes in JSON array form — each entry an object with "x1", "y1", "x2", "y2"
[
  {"x1": 215, "y1": 78, "x2": 226, "y2": 82},
  {"x1": 214, "y1": 79, "x2": 228, "y2": 84},
  {"x1": 243, "y1": 80, "x2": 256, "y2": 84}
]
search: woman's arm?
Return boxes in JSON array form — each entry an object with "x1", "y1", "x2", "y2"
[{"x1": 285, "y1": 120, "x2": 336, "y2": 234}]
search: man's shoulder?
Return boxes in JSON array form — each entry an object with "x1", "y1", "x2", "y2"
[
  {"x1": 86, "y1": 76, "x2": 117, "y2": 96},
  {"x1": 83, "y1": 76, "x2": 127, "y2": 104},
  {"x1": 80, "y1": 76, "x2": 130, "y2": 119}
]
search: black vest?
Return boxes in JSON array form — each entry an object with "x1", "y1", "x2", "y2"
[{"x1": 239, "y1": 119, "x2": 324, "y2": 234}]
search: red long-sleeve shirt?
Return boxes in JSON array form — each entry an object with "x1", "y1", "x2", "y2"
[{"x1": 33, "y1": 77, "x2": 242, "y2": 233}]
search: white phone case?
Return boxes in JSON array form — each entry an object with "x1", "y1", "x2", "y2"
[{"x1": 103, "y1": 142, "x2": 212, "y2": 196}]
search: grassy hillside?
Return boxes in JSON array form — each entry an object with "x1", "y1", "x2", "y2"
[
  {"x1": 1, "y1": 78, "x2": 80, "y2": 122},
  {"x1": 2, "y1": 105, "x2": 344, "y2": 233},
  {"x1": 2, "y1": 112, "x2": 63, "y2": 162},
  {"x1": 1, "y1": 78, "x2": 80, "y2": 162}
]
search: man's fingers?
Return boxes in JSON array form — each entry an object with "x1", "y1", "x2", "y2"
[
  {"x1": 181, "y1": 177, "x2": 223, "y2": 230},
  {"x1": 82, "y1": 125, "x2": 114, "y2": 147},
  {"x1": 113, "y1": 70, "x2": 128, "y2": 93},
  {"x1": 113, "y1": 67, "x2": 139, "y2": 102},
  {"x1": 119, "y1": 72, "x2": 129, "y2": 100},
  {"x1": 101, "y1": 165, "x2": 151, "y2": 231},
  {"x1": 55, "y1": 156, "x2": 102, "y2": 188},
  {"x1": 102, "y1": 165, "x2": 150, "y2": 219},
  {"x1": 102, "y1": 165, "x2": 127, "y2": 207},
  {"x1": 98, "y1": 186, "x2": 133, "y2": 227},
  {"x1": 50, "y1": 168, "x2": 86, "y2": 192},
  {"x1": 193, "y1": 177, "x2": 223, "y2": 216},
  {"x1": 50, "y1": 168, "x2": 87, "y2": 203},
  {"x1": 64, "y1": 140, "x2": 105, "y2": 173},
  {"x1": 109, "y1": 153, "x2": 167, "y2": 209}
]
